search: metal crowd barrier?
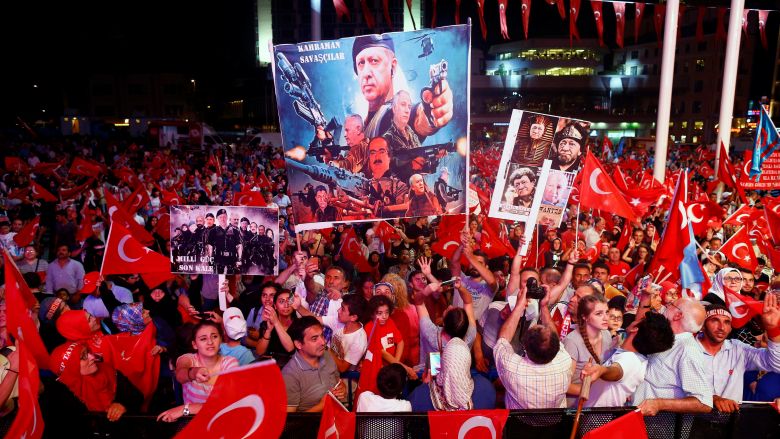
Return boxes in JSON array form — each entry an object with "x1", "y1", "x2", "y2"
[{"x1": 28, "y1": 405, "x2": 778, "y2": 438}]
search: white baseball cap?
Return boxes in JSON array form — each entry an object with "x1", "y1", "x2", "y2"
[{"x1": 222, "y1": 307, "x2": 247, "y2": 340}]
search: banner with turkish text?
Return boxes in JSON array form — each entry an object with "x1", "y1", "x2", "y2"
[
  {"x1": 170, "y1": 205, "x2": 279, "y2": 275},
  {"x1": 740, "y1": 149, "x2": 780, "y2": 190},
  {"x1": 273, "y1": 26, "x2": 470, "y2": 230}
]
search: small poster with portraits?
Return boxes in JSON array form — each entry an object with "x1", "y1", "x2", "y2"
[
  {"x1": 170, "y1": 205, "x2": 279, "y2": 275},
  {"x1": 489, "y1": 109, "x2": 590, "y2": 224}
]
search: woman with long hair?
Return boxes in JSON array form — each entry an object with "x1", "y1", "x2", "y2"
[
  {"x1": 175, "y1": 320, "x2": 239, "y2": 404},
  {"x1": 383, "y1": 273, "x2": 420, "y2": 368}
]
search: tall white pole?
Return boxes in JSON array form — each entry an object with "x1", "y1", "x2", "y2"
[
  {"x1": 311, "y1": 0, "x2": 322, "y2": 40},
  {"x1": 715, "y1": 0, "x2": 745, "y2": 174},
  {"x1": 653, "y1": 0, "x2": 680, "y2": 184}
]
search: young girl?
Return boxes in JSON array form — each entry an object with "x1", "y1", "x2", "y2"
[
  {"x1": 175, "y1": 320, "x2": 239, "y2": 404},
  {"x1": 562, "y1": 294, "x2": 613, "y2": 405},
  {"x1": 357, "y1": 296, "x2": 406, "y2": 398}
]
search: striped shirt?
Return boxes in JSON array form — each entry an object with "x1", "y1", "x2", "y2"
[
  {"x1": 180, "y1": 354, "x2": 239, "y2": 404},
  {"x1": 633, "y1": 332, "x2": 713, "y2": 407},
  {"x1": 493, "y1": 338, "x2": 573, "y2": 409}
]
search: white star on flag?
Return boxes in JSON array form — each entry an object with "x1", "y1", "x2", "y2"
[{"x1": 630, "y1": 198, "x2": 641, "y2": 206}]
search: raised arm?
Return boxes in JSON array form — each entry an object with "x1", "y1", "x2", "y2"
[
  {"x1": 498, "y1": 289, "x2": 528, "y2": 341},
  {"x1": 548, "y1": 249, "x2": 577, "y2": 305}
]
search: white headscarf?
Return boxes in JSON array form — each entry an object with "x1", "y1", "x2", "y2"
[
  {"x1": 707, "y1": 267, "x2": 743, "y2": 302},
  {"x1": 429, "y1": 337, "x2": 473, "y2": 411}
]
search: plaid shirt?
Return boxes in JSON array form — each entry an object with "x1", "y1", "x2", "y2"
[
  {"x1": 309, "y1": 291, "x2": 334, "y2": 343},
  {"x1": 493, "y1": 338, "x2": 573, "y2": 409}
]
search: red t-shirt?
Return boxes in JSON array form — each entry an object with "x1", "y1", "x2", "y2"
[{"x1": 607, "y1": 260, "x2": 631, "y2": 276}]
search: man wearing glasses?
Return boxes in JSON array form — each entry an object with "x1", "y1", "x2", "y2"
[
  {"x1": 696, "y1": 298, "x2": 780, "y2": 413},
  {"x1": 633, "y1": 296, "x2": 713, "y2": 416}
]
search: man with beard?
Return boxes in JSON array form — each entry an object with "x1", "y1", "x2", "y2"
[
  {"x1": 383, "y1": 90, "x2": 421, "y2": 151},
  {"x1": 191, "y1": 216, "x2": 206, "y2": 257},
  {"x1": 201, "y1": 212, "x2": 216, "y2": 258},
  {"x1": 449, "y1": 231, "x2": 497, "y2": 322},
  {"x1": 405, "y1": 173, "x2": 442, "y2": 217},
  {"x1": 550, "y1": 122, "x2": 587, "y2": 172},
  {"x1": 695, "y1": 301, "x2": 780, "y2": 413},
  {"x1": 207, "y1": 208, "x2": 243, "y2": 274},
  {"x1": 351, "y1": 34, "x2": 453, "y2": 140},
  {"x1": 511, "y1": 114, "x2": 554, "y2": 167},
  {"x1": 366, "y1": 137, "x2": 408, "y2": 216}
]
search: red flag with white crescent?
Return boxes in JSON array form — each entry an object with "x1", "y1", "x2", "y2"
[
  {"x1": 122, "y1": 185, "x2": 151, "y2": 213},
  {"x1": 723, "y1": 204, "x2": 757, "y2": 228},
  {"x1": 763, "y1": 204, "x2": 780, "y2": 246},
  {"x1": 742, "y1": 9, "x2": 751, "y2": 35},
  {"x1": 634, "y1": 2, "x2": 644, "y2": 43},
  {"x1": 4, "y1": 252, "x2": 51, "y2": 369},
  {"x1": 552, "y1": 0, "x2": 566, "y2": 20},
  {"x1": 4, "y1": 157, "x2": 29, "y2": 173},
  {"x1": 579, "y1": 152, "x2": 638, "y2": 220},
  {"x1": 104, "y1": 190, "x2": 156, "y2": 246},
  {"x1": 498, "y1": 0, "x2": 509, "y2": 39},
  {"x1": 339, "y1": 227, "x2": 372, "y2": 272},
  {"x1": 592, "y1": 1, "x2": 604, "y2": 46},
  {"x1": 759, "y1": 10, "x2": 770, "y2": 49},
  {"x1": 476, "y1": 0, "x2": 487, "y2": 40},
  {"x1": 684, "y1": 201, "x2": 725, "y2": 237},
  {"x1": 101, "y1": 222, "x2": 171, "y2": 276},
  {"x1": 719, "y1": 226, "x2": 758, "y2": 272},
  {"x1": 428, "y1": 409, "x2": 510, "y2": 439},
  {"x1": 724, "y1": 289, "x2": 763, "y2": 329},
  {"x1": 333, "y1": 0, "x2": 350, "y2": 21},
  {"x1": 613, "y1": 1, "x2": 626, "y2": 47},
  {"x1": 174, "y1": 361, "x2": 286, "y2": 439},
  {"x1": 31, "y1": 181, "x2": 57, "y2": 202},
  {"x1": 521, "y1": 0, "x2": 532, "y2": 40},
  {"x1": 374, "y1": 221, "x2": 401, "y2": 250},
  {"x1": 234, "y1": 191, "x2": 267, "y2": 207},
  {"x1": 32, "y1": 161, "x2": 62, "y2": 176},
  {"x1": 653, "y1": 4, "x2": 666, "y2": 47},
  {"x1": 70, "y1": 157, "x2": 103, "y2": 177},
  {"x1": 582, "y1": 409, "x2": 647, "y2": 439},
  {"x1": 5, "y1": 341, "x2": 44, "y2": 439},
  {"x1": 316, "y1": 395, "x2": 355, "y2": 439},
  {"x1": 569, "y1": 0, "x2": 581, "y2": 44},
  {"x1": 431, "y1": 215, "x2": 467, "y2": 260}
]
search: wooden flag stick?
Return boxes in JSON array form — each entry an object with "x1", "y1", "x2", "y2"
[{"x1": 570, "y1": 359, "x2": 593, "y2": 439}]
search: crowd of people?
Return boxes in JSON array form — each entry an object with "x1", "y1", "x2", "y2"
[{"x1": 0, "y1": 133, "x2": 778, "y2": 435}]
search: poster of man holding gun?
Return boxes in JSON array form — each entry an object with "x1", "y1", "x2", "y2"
[{"x1": 273, "y1": 26, "x2": 470, "y2": 228}]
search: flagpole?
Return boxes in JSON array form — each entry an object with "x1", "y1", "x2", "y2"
[
  {"x1": 715, "y1": 0, "x2": 746, "y2": 175},
  {"x1": 652, "y1": 0, "x2": 681, "y2": 184}
]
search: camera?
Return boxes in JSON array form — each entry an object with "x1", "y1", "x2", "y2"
[{"x1": 526, "y1": 277, "x2": 546, "y2": 300}]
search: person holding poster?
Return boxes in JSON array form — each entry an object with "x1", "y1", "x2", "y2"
[{"x1": 550, "y1": 121, "x2": 588, "y2": 172}]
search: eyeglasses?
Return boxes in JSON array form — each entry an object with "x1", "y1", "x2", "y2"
[{"x1": 723, "y1": 276, "x2": 742, "y2": 283}]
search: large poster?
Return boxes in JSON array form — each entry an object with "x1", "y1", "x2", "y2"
[
  {"x1": 740, "y1": 150, "x2": 780, "y2": 190},
  {"x1": 170, "y1": 205, "x2": 279, "y2": 275},
  {"x1": 273, "y1": 25, "x2": 470, "y2": 229},
  {"x1": 489, "y1": 110, "x2": 590, "y2": 226}
]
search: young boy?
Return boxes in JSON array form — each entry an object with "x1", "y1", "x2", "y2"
[
  {"x1": 220, "y1": 307, "x2": 256, "y2": 365},
  {"x1": 356, "y1": 363, "x2": 412, "y2": 412},
  {"x1": 330, "y1": 294, "x2": 368, "y2": 372}
]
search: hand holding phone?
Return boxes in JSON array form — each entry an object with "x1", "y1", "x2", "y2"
[{"x1": 429, "y1": 352, "x2": 442, "y2": 377}]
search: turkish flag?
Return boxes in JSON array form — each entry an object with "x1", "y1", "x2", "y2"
[
  {"x1": 724, "y1": 205, "x2": 757, "y2": 228},
  {"x1": 76, "y1": 209, "x2": 95, "y2": 242},
  {"x1": 479, "y1": 219, "x2": 515, "y2": 259},
  {"x1": 70, "y1": 157, "x2": 103, "y2": 177},
  {"x1": 13, "y1": 217, "x2": 40, "y2": 247},
  {"x1": 724, "y1": 289, "x2": 764, "y2": 329},
  {"x1": 648, "y1": 171, "x2": 689, "y2": 285},
  {"x1": 158, "y1": 186, "x2": 182, "y2": 206},
  {"x1": 580, "y1": 152, "x2": 638, "y2": 221},
  {"x1": 234, "y1": 191, "x2": 267, "y2": 207},
  {"x1": 498, "y1": 0, "x2": 509, "y2": 39},
  {"x1": 592, "y1": 1, "x2": 604, "y2": 46},
  {"x1": 5, "y1": 157, "x2": 29, "y2": 172},
  {"x1": 317, "y1": 394, "x2": 355, "y2": 439},
  {"x1": 7, "y1": 187, "x2": 30, "y2": 200},
  {"x1": 634, "y1": 2, "x2": 645, "y2": 42},
  {"x1": 59, "y1": 178, "x2": 95, "y2": 201},
  {"x1": 763, "y1": 206, "x2": 780, "y2": 246},
  {"x1": 717, "y1": 142, "x2": 748, "y2": 204},
  {"x1": 256, "y1": 172, "x2": 273, "y2": 191},
  {"x1": 333, "y1": 0, "x2": 349, "y2": 21},
  {"x1": 614, "y1": 2, "x2": 626, "y2": 48},
  {"x1": 582, "y1": 409, "x2": 647, "y2": 439},
  {"x1": 653, "y1": 4, "x2": 666, "y2": 46},
  {"x1": 719, "y1": 226, "x2": 758, "y2": 272},
  {"x1": 4, "y1": 252, "x2": 51, "y2": 369},
  {"x1": 698, "y1": 163, "x2": 715, "y2": 179},
  {"x1": 5, "y1": 341, "x2": 44, "y2": 439},
  {"x1": 374, "y1": 221, "x2": 401, "y2": 250},
  {"x1": 520, "y1": 0, "x2": 531, "y2": 40},
  {"x1": 431, "y1": 215, "x2": 466, "y2": 260},
  {"x1": 111, "y1": 324, "x2": 160, "y2": 407},
  {"x1": 104, "y1": 190, "x2": 156, "y2": 246},
  {"x1": 30, "y1": 181, "x2": 57, "y2": 202},
  {"x1": 114, "y1": 166, "x2": 139, "y2": 186},
  {"x1": 101, "y1": 222, "x2": 171, "y2": 276},
  {"x1": 141, "y1": 271, "x2": 175, "y2": 289},
  {"x1": 476, "y1": 0, "x2": 487, "y2": 40},
  {"x1": 122, "y1": 185, "x2": 151, "y2": 213},
  {"x1": 684, "y1": 201, "x2": 725, "y2": 237},
  {"x1": 428, "y1": 409, "x2": 510, "y2": 439},
  {"x1": 339, "y1": 227, "x2": 372, "y2": 272},
  {"x1": 153, "y1": 212, "x2": 171, "y2": 241},
  {"x1": 174, "y1": 360, "x2": 287, "y2": 439},
  {"x1": 759, "y1": 10, "x2": 770, "y2": 49},
  {"x1": 32, "y1": 161, "x2": 62, "y2": 176},
  {"x1": 569, "y1": 0, "x2": 581, "y2": 43}
]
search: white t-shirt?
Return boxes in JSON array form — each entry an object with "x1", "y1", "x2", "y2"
[
  {"x1": 331, "y1": 325, "x2": 368, "y2": 366},
  {"x1": 585, "y1": 349, "x2": 648, "y2": 408},
  {"x1": 356, "y1": 391, "x2": 412, "y2": 412}
]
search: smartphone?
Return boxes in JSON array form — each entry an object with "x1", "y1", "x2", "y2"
[
  {"x1": 440, "y1": 278, "x2": 457, "y2": 287},
  {"x1": 429, "y1": 352, "x2": 442, "y2": 377}
]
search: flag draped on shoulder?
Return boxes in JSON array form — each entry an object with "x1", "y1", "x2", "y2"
[{"x1": 174, "y1": 361, "x2": 287, "y2": 439}]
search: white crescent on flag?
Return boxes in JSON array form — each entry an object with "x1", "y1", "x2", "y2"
[
  {"x1": 687, "y1": 204, "x2": 704, "y2": 224},
  {"x1": 589, "y1": 169, "x2": 611, "y2": 195},
  {"x1": 207, "y1": 394, "x2": 265, "y2": 439},
  {"x1": 457, "y1": 416, "x2": 497, "y2": 439},
  {"x1": 117, "y1": 235, "x2": 141, "y2": 263}
]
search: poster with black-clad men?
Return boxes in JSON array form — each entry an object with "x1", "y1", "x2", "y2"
[{"x1": 170, "y1": 205, "x2": 279, "y2": 275}]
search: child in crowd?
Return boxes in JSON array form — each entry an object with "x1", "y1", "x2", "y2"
[
  {"x1": 330, "y1": 294, "x2": 368, "y2": 372},
  {"x1": 356, "y1": 363, "x2": 412, "y2": 412},
  {"x1": 365, "y1": 295, "x2": 405, "y2": 367},
  {"x1": 219, "y1": 307, "x2": 255, "y2": 365}
]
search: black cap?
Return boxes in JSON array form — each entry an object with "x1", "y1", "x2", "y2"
[
  {"x1": 553, "y1": 122, "x2": 587, "y2": 146},
  {"x1": 216, "y1": 208, "x2": 227, "y2": 217},
  {"x1": 241, "y1": 217, "x2": 250, "y2": 223},
  {"x1": 205, "y1": 212, "x2": 215, "y2": 219},
  {"x1": 352, "y1": 34, "x2": 395, "y2": 74}
]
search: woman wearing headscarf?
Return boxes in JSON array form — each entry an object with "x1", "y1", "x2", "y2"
[
  {"x1": 38, "y1": 297, "x2": 70, "y2": 351},
  {"x1": 704, "y1": 267, "x2": 744, "y2": 305},
  {"x1": 50, "y1": 342, "x2": 142, "y2": 422}
]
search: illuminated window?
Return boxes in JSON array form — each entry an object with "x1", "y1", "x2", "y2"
[
  {"x1": 694, "y1": 121, "x2": 704, "y2": 130},
  {"x1": 681, "y1": 121, "x2": 688, "y2": 129},
  {"x1": 696, "y1": 59, "x2": 705, "y2": 71}
]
